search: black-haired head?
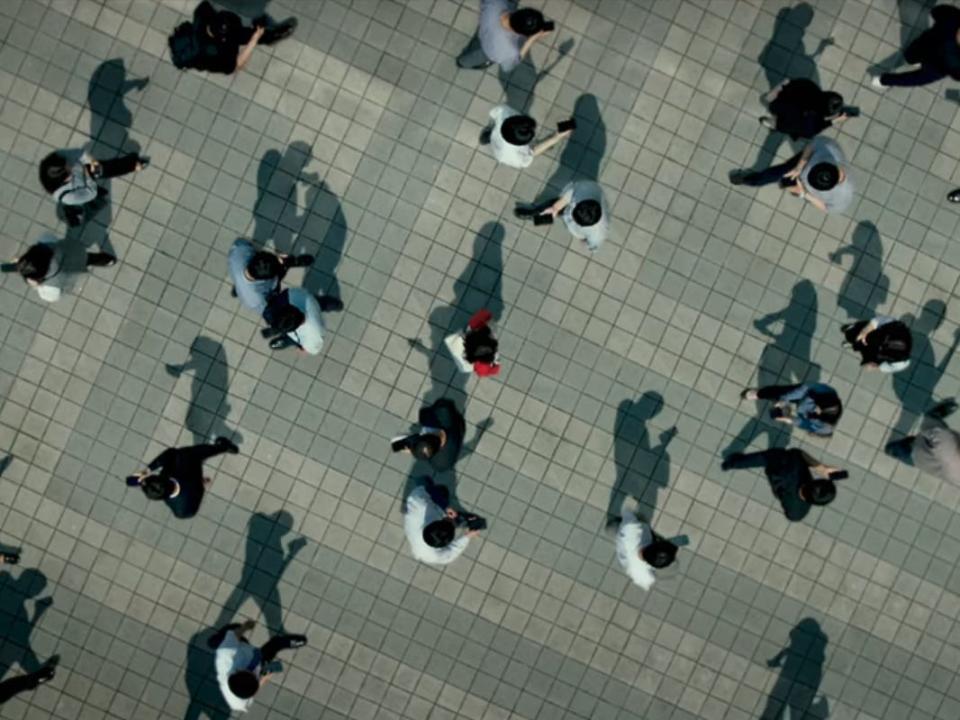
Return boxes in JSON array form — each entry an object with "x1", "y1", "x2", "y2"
[
  {"x1": 142, "y1": 475, "x2": 175, "y2": 501},
  {"x1": 265, "y1": 303, "x2": 305, "y2": 334},
  {"x1": 822, "y1": 91, "x2": 844, "y2": 118},
  {"x1": 509, "y1": 8, "x2": 547, "y2": 36},
  {"x1": 501, "y1": 115, "x2": 536, "y2": 146},
  {"x1": 39, "y1": 151, "x2": 71, "y2": 193},
  {"x1": 412, "y1": 434, "x2": 442, "y2": 460},
  {"x1": 641, "y1": 540, "x2": 677, "y2": 569},
  {"x1": 16, "y1": 244, "x2": 54, "y2": 282},
  {"x1": 572, "y1": 199, "x2": 602, "y2": 227},
  {"x1": 211, "y1": 10, "x2": 242, "y2": 42},
  {"x1": 800, "y1": 479, "x2": 836, "y2": 506},
  {"x1": 247, "y1": 252, "x2": 281, "y2": 280},
  {"x1": 423, "y1": 518, "x2": 456, "y2": 548},
  {"x1": 228, "y1": 671, "x2": 260, "y2": 699},
  {"x1": 807, "y1": 162, "x2": 839, "y2": 191}
]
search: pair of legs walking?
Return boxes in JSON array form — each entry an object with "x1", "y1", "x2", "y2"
[
  {"x1": 208, "y1": 622, "x2": 305, "y2": 658},
  {"x1": 0, "y1": 666, "x2": 55, "y2": 704},
  {"x1": 879, "y1": 32, "x2": 947, "y2": 87},
  {"x1": 732, "y1": 153, "x2": 802, "y2": 187},
  {"x1": 456, "y1": 33, "x2": 493, "y2": 69}
]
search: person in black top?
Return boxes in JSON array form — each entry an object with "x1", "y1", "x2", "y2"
[
  {"x1": 721, "y1": 448, "x2": 846, "y2": 521},
  {"x1": 391, "y1": 399, "x2": 492, "y2": 473},
  {"x1": 126, "y1": 437, "x2": 239, "y2": 518},
  {"x1": 184, "y1": 1, "x2": 297, "y2": 75},
  {"x1": 873, "y1": 4, "x2": 960, "y2": 88},
  {"x1": 760, "y1": 79, "x2": 852, "y2": 139},
  {"x1": 841, "y1": 317, "x2": 912, "y2": 372}
]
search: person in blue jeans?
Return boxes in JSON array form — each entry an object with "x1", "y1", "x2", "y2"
[{"x1": 739, "y1": 383, "x2": 843, "y2": 437}]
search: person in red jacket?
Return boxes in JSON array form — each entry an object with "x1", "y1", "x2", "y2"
[{"x1": 464, "y1": 310, "x2": 501, "y2": 376}]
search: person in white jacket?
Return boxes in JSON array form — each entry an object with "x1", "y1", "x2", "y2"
[
  {"x1": 615, "y1": 509, "x2": 680, "y2": 590},
  {"x1": 404, "y1": 482, "x2": 483, "y2": 565},
  {"x1": 483, "y1": 106, "x2": 574, "y2": 169}
]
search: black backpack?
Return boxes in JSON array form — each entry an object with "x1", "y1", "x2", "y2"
[{"x1": 169, "y1": 22, "x2": 201, "y2": 69}]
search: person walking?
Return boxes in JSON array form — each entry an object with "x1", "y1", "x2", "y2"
[
  {"x1": 456, "y1": 2, "x2": 554, "y2": 72},
  {"x1": 515, "y1": 180, "x2": 609, "y2": 252},
  {"x1": 739, "y1": 383, "x2": 843, "y2": 437},
  {"x1": 126, "y1": 437, "x2": 239, "y2": 519},
  {"x1": 613, "y1": 508, "x2": 681, "y2": 590},
  {"x1": 169, "y1": 1, "x2": 297, "y2": 75},
  {"x1": 39, "y1": 149, "x2": 147, "y2": 226},
  {"x1": 721, "y1": 448, "x2": 846, "y2": 521},
  {"x1": 391, "y1": 399, "x2": 492, "y2": 472},
  {"x1": 730, "y1": 136, "x2": 854, "y2": 214},
  {"x1": 261, "y1": 287, "x2": 341, "y2": 354},
  {"x1": 443, "y1": 309, "x2": 502, "y2": 377},
  {"x1": 210, "y1": 619, "x2": 306, "y2": 713},
  {"x1": 871, "y1": 4, "x2": 960, "y2": 89},
  {"x1": 404, "y1": 480, "x2": 485, "y2": 565},
  {"x1": 886, "y1": 400, "x2": 960, "y2": 484},
  {"x1": 227, "y1": 239, "x2": 312, "y2": 315},
  {"x1": 841, "y1": 316, "x2": 912, "y2": 372},
  {"x1": 759, "y1": 78, "x2": 854, "y2": 139},
  {"x1": 2, "y1": 234, "x2": 115, "y2": 302},
  {"x1": 482, "y1": 107, "x2": 574, "y2": 169},
  {"x1": 0, "y1": 665, "x2": 56, "y2": 704}
]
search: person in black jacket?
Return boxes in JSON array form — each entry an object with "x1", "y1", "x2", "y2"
[
  {"x1": 760, "y1": 79, "x2": 852, "y2": 139},
  {"x1": 126, "y1": 437, "x2": 239, "y2": 518},
  {"x1": 873, "y1": 5, "x2": 960, "y2": 88},
  {"x1": 841, "y1": 316, "x2": 912, "y2": 373},
  {"x1": 392, "y1": 399, "x2": 492, "y2": 473}
]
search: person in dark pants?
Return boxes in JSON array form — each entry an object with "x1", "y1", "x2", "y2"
[
  {"x1": 722, "y1": 448, "x2": 846, "y2": 521},
  {"x1": 211, "y1": 619, "x2": 306, "y2": 713},
  {"x1": 227, "y1": 239, "x2": 313, "y2": 315},
  {"x1": 841, "y1": 317, "x2": 912, "y2": 373},
  {"x1": 759, "y1": 79, "x2": 853, "y2": 139},
  {"x1": 39, "y1": 149, "x2": 148, "y2": 226},
  {"x1": 2, "y1": 236, "x2": 115, "y2": 303},
  {"x1": 126, "y1": 437, "x2": 239, "y2": 519},
  {"x1": 177, "y1": 1, "x2": 296, "y2": 75},
  {"x1": 0, "y1": 665, "x2": 56, "y2": 704},
  {"x1": 872, "y1": 4, "x2": 960, "y2": 89},
  {"x1": 391, "y1": 399, "x2": 492, "y2": 473},
  {"x1": 456, "y1": 1, "x2": 553, "y2": 72},
  {"x1": 739, "y1": 384, "x2": 843, "y2": 437}
]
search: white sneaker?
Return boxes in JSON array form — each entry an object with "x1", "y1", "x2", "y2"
[{"x1": 870, "y1": 75, "x2": 885, "y2": 90}]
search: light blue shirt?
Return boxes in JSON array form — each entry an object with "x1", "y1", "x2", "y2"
[
  {"x1": 781, "y1": 384, "x2": 837, "y2": 436},
  {"x1": 228, "y1": 239, "x2": 278, "y2": 315}
]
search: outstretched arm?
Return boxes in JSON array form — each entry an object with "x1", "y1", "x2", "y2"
[
  {"x1": 828, "y1": 243, "x2": 854, "y2": 263},
  {"x1": 753, "y1": 308, "x2": 786, "y2": 337}
]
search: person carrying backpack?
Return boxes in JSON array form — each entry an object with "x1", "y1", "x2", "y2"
[
  {"x1": 842, "y1": 316, "x2": 912, "y2": 373},
  {"x1": 170, "y1": 2, "x2": 297, "y2": 74}
]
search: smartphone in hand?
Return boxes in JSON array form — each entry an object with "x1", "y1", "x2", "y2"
[{"x1": 533, "y1": 214, "x2": 554, "y2": 226}]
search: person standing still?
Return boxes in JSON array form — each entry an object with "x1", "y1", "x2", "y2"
[{"x1": 457, "y1": 1, "x2": 553, "y2": 72}]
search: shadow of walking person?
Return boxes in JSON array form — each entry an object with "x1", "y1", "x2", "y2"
[
  {"x1": 183, "y1": 625, "x2": 232, "y2": 720},
  {"x1": 497, "y1": 38, "x2": 574, "y2": 114},
  {"x1": 749, "y1": 3, "x2": 833, "y2": 172},
  {"x1": 723, "y1": 281, "x2": 820, "y2": 457},
  {"x1": 252, "y1": 142, "x2": 314, "y2": 255},
  {"x1": 0, "y1": 569, "x2": 57, "y2": 688},
  {"x1": 215, "y1": 511, "x2": 306, "y2": 636},
  {"x1": 166, "y1": 337, "x2": 243, "y2": 447},
  {"x1": 829, "y1": 220, "x2": 889, "y2": 319},
  {"x1": 870, "y1": 0, "x2": 938, "y2": 75},
  {"x1": 890, "y1": 300, "x2": 960, "y2": 440},
  {"x1": 529, "y1": 94, "x2": 606, "y2": 206},
  {"x1": 408, "y1": 222, "x2": 505, "y2": 406},
  {"x1": 300, "y1": 172, "x2": 348, "y2": 305},
  {"x1": 605, "y1": 393, "x2": 676, "y2": 526},
  {"x1": 760, "y1": 618, "x2": 829, "y2": 720},
  {"x1": 80, "y1": 59, "x2": 147, "y2": 258}
]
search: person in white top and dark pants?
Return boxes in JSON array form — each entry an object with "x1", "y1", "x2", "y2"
[
  {"x1": 614, "y1": 509, "x2": 683, "y2": 590},
  {"x1": 482, "y1": 106, "x2": 574, "y2": 169},
  {"x1": 404, "y1": 480, "x2": 486, "y2": 565}
]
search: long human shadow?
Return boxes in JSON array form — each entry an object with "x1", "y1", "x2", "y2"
[
  {"x1": 77, "y1": 58, "x2": 147, "y2": 259},
  {"x1": 0, "y1": 455, "x2": 10, "y2": 477},
  {"x1": 301, "y1": 171, "x2": 347, "y2": 303},
  {"x1": 761, "y1": 618, "x2": 829, "y2": 720},
  {"x1": 408, "y1": 221, "x2": 505, "y2": 407},
  {"x1": 723, "y1": 281, "x2": 820, "y2": 457},
  {"x1": 890, "y1": 300, "x2": 960, "y2": 440},
  {"x1": 214, "y1": 511, "x2": 306, "y2": 636},
  {"x1": 165, "y1": 337, "x2": 243, "y2": 447},
  {"x1": 530, "y1": 94, "x2": 606, "y2": 206},
  {"x1": 829, "y1": 221, "x2": 889, "y2": 319},
  {"x1": 749, "y1": 3, "x2": 832, "y2": 172},
  {"x1": 184, "y1": 625, "x2": 232, "y2": 720},
  {"x1": 0, "y1": 569, "x2": 56, "y2": 686},
  {"x1": 605, "y1": 393, "x2": 675, "y2": 525},
  {"x1": 870, "y1": 0, "x2": 937, "y2": 75},
  {"x1": 497, "y1": 38, "x2": 574, "y2": 114}
]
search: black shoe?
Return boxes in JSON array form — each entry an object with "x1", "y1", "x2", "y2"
[
  {"x1": 283, "y1": 634, "x2": 307, "y2": 649},
  {"x1": 36, "y1": 665, "x2": 55, "y2": 684},
  {"x1": 86, "y1": 252, "x2": 117, "y2": 268},
  {"x1": 138, "y1": 156, "x2": 150, "y2": 170},
  {"x1": 269, "y1": 337, "x2": 290, "y2": 350},
  {"x1": 949, "y1": 189, "x2": 960, "y2": 203},
  {"x1": 729, "y1": 170, "x2": 748, "y2": 186},
  {"x1": 317, "y1": 296, "x2": 344, "y2": 312},
  {"x1": 262, "y1": 17, "x2": 297, "y2": 44},
  {"x1": 1, "y1": 552, "x2": 19, "y2": 565},
  {"x1": 215, "y1": 437, "x2": 239, "y2": 454},
  {"x1": 720, "y1": 453, "x2": 743, "y2": 471},
  {"x1": 231, "y1": 287, "x2": 237, "y2": 298},
  {"x1": 479, "y1": 127, "x2": 492, "y2": 145},
  {"x1": 285, "y1": 254, "x2": 314, "y2": 268}
]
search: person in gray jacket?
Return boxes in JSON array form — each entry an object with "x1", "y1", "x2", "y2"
[{"x1": 886, "y1": 400, "x2": 960, "y2": 485}]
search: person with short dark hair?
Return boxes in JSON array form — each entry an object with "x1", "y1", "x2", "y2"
[
  {"x1": 172, "y1": 1, "x2": 297, "y2": 75},
  {"x1": 211, "y1": 619, "x2": 306, "y2": 713},
  {"x1": 262, "y1": 287, "x2": 341, "y2": 354},
  {"x1": 391, "y1": 399, "x2": 473, "y2": 472},
  {"x1": 227, "y1": 239, "x2": 314, "y2": 315},
  {"x1": 730, "y1": 136, "x2": 854, "y2": 214},
  {"x1": 842, "y1": 316, "x2": 912, "y2": 373},
  {"x1": 886, "y1": 400, "x2": 960, "y2": 484},
  {"x1": 760, "y1": 78, "x2": 853, "y2": 139},
  {"x1": 39, "y1": 149, "x2": 147, "y2": 226},
  {"x1": 721, "y1": 448, "x2": 845, "y2": 521},
  {"x1": 516, "y1": 180, "x2": 609, "y2": 252},
  {"x1": 2, "y1": 234, "x2": 116, "y2": 302},
  {"x1": 872, "y1": 4, "x2": 960, "y2": 89},
  {"x1": 483, "y1": 107, "x2": 574, "y2": 168},
  {"x1": 456, "y1": 1, "x2": 554, "y2": 72},
  {"x1": 126, "y1": 437, "x2": 238, "y2": 519},
  {"x1": 739, "y1": 383, "x2": 843, "y2": 437},
  {"x1": 403, "y1": 481, "x2": 484, "y2": 565},
  {"x1": 613, "y1": 509, "x2": 681, "y2": 590},
  {"x1": 462, "y1": 309, "x2": 501, "y2": 377}
]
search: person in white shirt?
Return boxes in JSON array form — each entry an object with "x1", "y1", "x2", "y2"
[
  {"x1": 614, "y1": 509, "x2": 680, "y2": 590},
  {"x1": 211, "y1": 620, "x2": 306, "y2": 713},
  {"x1": 404, "y1": 481, "x2": 485, "y2": 565},
  {"x1": 3, "y1": 234, "x2": 115, "y2": 302},
  {"x1": 516, "y1": 180, "x2": 610, "y2": 252},
  {"x1": 262, "y1": 287, "x2": 341, "y2": 354},
  {"x1": 483, "y1": 106, "x2": 574, "y2": 169}
]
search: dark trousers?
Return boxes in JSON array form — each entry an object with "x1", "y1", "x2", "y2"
[
  {"x1": 880, "y1": 32, "x2": 949, "y2": 87},
  {"x1": 756, "y1": 385, "x2": 801, "y2": 401},
  {"x1": 98, "y1": 154, "x2": 140, "y2": 179},
  {"x1": 0, "y1": 671, "x2": 44, "y2": 704},
  {"x1": 723, "y1": 450, "x2": 772, "y2": 470},
  {"x1": 739, "y1": 153, "x2": 802, "y2": 187},
  {"x1": 457, "y1": 32, "x2": 492, "y2": 69}
]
